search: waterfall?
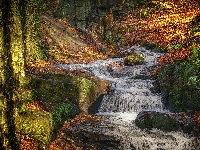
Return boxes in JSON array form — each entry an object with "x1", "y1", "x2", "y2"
[{"x1": 58, "y1": 46, "x2": 200, "y2": 149}]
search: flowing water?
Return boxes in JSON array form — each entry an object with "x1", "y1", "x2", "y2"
[{"x1": 58, "y1": 46, "x2": 200, "y2": 149}]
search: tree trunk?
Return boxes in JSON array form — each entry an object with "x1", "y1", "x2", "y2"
[
  {"x1": 1, "y1": 0, "x2": 20, "y2": 149},
  {"x1": 0, "y1": 0, "x2": 46, "y2": 148}
]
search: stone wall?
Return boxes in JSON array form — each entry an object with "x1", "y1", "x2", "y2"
[{"x1": 54, "y1": 0, "x2": 135, "y2": 28}]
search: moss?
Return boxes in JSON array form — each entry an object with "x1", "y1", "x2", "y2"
[
  {"x1": 159, "y1": 61, "x2": 200, "y2": 112},
  {"x1": 10, "y1": 2, "x2": 25, "y2": 83},
  {"x1": 135, "y1": 113, "x2": 152, "y2": 129},
  {"x1": 124, "y1": 53, "x2": 145, "y2": 65},
  {"x1": 52, "y1": 102, "x2": 80, "y2": 139},
  {"x1": 73, "y1": 77, "x2": 94, "y2": 103},
  {"x1": 31, "y1": 74, "x2": 77, "y2": 103},
  {"x1": 141, "y1": 42, "x2": 167, "y2": 52},
  {"x1": 151, "y1": 114, "x2": 179, "y2": 132},
  {"x1": 15, "y1": 110, "x2": 52, "y2": 148},
  {"x1": 135, "y1": 112, "x2": 179, "y2": 132},
  {"x1": 30, "y1": 72, "x2": 109, "y2": 114},
  {"x1": 24, "y1": 0, "x2": 45, "y2": 63}
]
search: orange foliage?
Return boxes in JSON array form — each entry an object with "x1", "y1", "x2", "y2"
[
  {"x1": 38, "y1": 15, "x2": 117, "y2": 66},
  {"x1": 20, "y1": 136, "x2": 39, "y2": 150},
  {"x1": 115, "y1": 0, "x2": 200, "y2": 48},
  {"x1": 113, "y1": 0, "x2": 199, "y2": 66},
  {"x1": 37, "y1": 1, "x2": 200, "y2": 67},
  {"x1": 158, "y1": 48, "x2": 192, "y2": 65}
]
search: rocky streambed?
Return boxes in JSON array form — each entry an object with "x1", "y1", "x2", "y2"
[{"x1": 51, "y1": 46, "x2": 200, "y2": 149}]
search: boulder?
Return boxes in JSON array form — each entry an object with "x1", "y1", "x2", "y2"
[
  {"x1": 30, "y1": 69, "x2": 110, "y2": 114},
  {"x1": 16, "y1": 110, "x2": 53, "y2": 149},
  {"x1": 135, "y1": 111, "x2": 179, "y2": 132},
  {"x1": 124, "y1": 53, "x2": 146, "y2": 66},
  {"x1": 135, "y1": 111, "x2": 200, "y2": 136},
  {"x1": 17, "y1": 67, "x2": 110, "y2": 147}
]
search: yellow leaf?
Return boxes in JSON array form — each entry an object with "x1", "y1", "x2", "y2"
[{"x1": 194, "y1": 32, "x2": 200, "y2": 37}]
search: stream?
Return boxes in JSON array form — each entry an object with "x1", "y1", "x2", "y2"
[{"x1": 57, "y1": 46, "x2": 199, "y2": 149}]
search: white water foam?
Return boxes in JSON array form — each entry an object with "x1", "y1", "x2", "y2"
[
  {"x1": 58, "y1": 46, "x2": 200, "y2": 149},
  {"x1": 58, "y1": 47, "x2": 167, "y2": 124}
]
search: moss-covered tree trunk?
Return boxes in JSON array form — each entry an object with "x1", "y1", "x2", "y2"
[
  {"x1": 0, "y1": 0, "x2": 44, "y2": 149},
  {"x1": 0, "y1": 0, "x2": 21, "y2": 149}
]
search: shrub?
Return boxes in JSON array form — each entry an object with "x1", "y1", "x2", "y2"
[{"x1": 159, "y1": 46, "x2": 200, "y2": 112}]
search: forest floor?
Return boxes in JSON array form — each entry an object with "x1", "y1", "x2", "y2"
[
  {"x1": 23, "y1": 0, "x2": 200, "y2": 149},
  {"x1": 32, "y1": 0, "x2": 200, "y2": 68}
]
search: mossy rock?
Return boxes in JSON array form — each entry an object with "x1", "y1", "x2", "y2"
[
  {"x1": 124, "y1": 53, "x2": 146, "y2": 65},
  {"x1": 135, "y1": 111, "x2": 179, "y2": 132},
  {"x1": 30, "y1": 70, "x2": 110, "y2": 113},
  {"x1": 31, "y1": 74, "x2": 77, "y2": 103},
  {"x1": 16, "y1": 101, "x2": 80, "y2": 147},
  {"x1": 19, "y1": 69, "x2": 110, "y2": 146},
  {"x1": 72, "y1": 76, "x2": 94, "y2": 103},
  {"x1": 16, "y1": 110, "x2": 52, "y2": 149}
]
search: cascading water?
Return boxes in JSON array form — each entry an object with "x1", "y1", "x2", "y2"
[{"x1": 58, "y1": 46, "x2": 200, "y2": 149}]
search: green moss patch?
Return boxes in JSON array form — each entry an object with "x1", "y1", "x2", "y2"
[
  {"x1": 124, "y1": 53, "x2": 146, "y2": 65},
  {"x1": 30, "y1": 71, "x2": 110, "y2": 113},
  {"x1": 135, "y1": 111, "x2": 179, "y2": 132},
  {"x1": 159, "y1": 61, "x2": 200, "y2": 112},
  {"x1": 16, "y1": 110, "x2": 52, "y2": 148},
  {"x1": 52, "y1": 102, "x2": 79, "y2": 132},
  {"x1": 73, "y1": 77, "x2": 94, "y2": 103}
]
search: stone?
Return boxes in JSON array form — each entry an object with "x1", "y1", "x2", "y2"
[
  {"x1": 135, "y1": 111, "x2": 180, "y2": 132},
  {"x1": 54, "y1": 0, "x2": 136, "y2": 28},
  {"x1": 30, "y1": 69, "x2": 110, "y2": 114},
  {"x1": 15, "y1": 110, "x2": 53, "y2": 149},
  {"x1": 124, "y1": 53, "x2": 146, "y2": 66}
]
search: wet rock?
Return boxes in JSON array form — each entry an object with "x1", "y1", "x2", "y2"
[
  {"x1": 135, "y1": 111, "x2": 180, "y2": 132},
  {"x1": 136, "y1": 111, "x2": 200, "y2": 136},
  {"x1": 124, "y1": 53, "x2": 146, "y2": 66},
  {"x1": 51, "y1": 114, "x2": 121, "y2": 149}
]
